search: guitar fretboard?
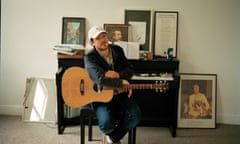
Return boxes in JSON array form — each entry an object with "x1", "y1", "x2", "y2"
[{"x1": 122, "y1": 83, "x2": 168, "y2": 91}]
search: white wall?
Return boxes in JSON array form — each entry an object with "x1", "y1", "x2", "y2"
[{"x1": 1, "y1": 0, "x2": 239, "y2": 124}]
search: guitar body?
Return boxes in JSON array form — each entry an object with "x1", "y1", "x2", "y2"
[
  {"x1": 62, "y1": 67, "x2": 114, "y2": 108},
  {"x1": 62, "y1": 67, "x2": 168, "y2": 108}
]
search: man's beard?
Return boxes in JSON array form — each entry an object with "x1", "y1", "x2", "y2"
[
  {"x1": 97, "y1": 43, "x2": 109, "y2": 51},
  {"x1": 97, "y1": 47, "x2": 108, "y2": 51}
]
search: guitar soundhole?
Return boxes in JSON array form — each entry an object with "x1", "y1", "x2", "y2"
[
  {"x1": 93, "y1": 84, "x2": 103, "y2": 93},
  {"x1": 80, "y1": 79, "x2": 84, "y2": 95}
]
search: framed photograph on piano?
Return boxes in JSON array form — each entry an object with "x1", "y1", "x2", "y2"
[
  {"x1": 124, "y1": 9, "x2": 151, "y2": 51},
  {"x1": 61, "y1": 17, "x2": 86, "y2": 45},
  {"x1": 103, "y1": 23, "x2": 132, "y2": 43},
  {"x1": 153, "y1": 11, "x2": 178, "y2": 58},
  {"x1": 177, "y1": 73, "x2": 217, "y2": 128}
]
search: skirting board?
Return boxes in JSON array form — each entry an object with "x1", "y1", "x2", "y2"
[
  {"x1": 0, "y1": 105, "x2": 22, "y2": 116},
  {"x1": 217, "y1": 114, "x2": 240, "y2": 125}
]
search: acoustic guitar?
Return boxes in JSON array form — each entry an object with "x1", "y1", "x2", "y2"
[{"x1": 62, "y1": 67, "x2": 168, "y2": 108}]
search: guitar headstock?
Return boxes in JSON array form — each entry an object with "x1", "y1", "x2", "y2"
[{"x1": 155, "y1": 80, "x2": 169, "y2": 93}]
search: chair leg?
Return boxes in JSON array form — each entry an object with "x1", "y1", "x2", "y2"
[
  {"x1": 88, "y1": 116, "x2": 92, "y2": 141},
  {"x1": 128, "y1": 127, "x2": 136, "y2": 144},
  {"x1": 80, "y1": 116, "x2": 85, "y2": 144},
  {"x1": 128, "y1": 129, "x2": 132, "y2": 144},
  {"x1": 132, "y1": 127, "x2": 136, "y2": 144}
]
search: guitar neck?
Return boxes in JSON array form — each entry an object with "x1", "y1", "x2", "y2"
[{"x1": 122, "y1": 83, "x2": 168, "y2": 91}]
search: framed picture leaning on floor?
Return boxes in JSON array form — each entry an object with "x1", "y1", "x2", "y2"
[{"x1": 178, "y1": 73, "x2": 217, "y2": 128}]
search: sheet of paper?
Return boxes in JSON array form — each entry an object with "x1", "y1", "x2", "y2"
[
  {"x1": 126, "y1": 42, "x2": 140, "y2": 59},
  {"x1": 114, "y1": 41, "x2": 139, "y2": 59}
]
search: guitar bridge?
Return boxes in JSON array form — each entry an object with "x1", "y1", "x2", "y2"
[{"x1": 93, "y1": 84, "x2": 103, "y2": 93}]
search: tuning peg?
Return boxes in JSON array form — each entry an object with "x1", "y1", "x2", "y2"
[
  {"x1": 164, "y1": 81, "x2": 169, "y2": 92},
  {"x1": 159, "y1": 81, "x2": 164, "y2": 93},
  {"x1": 155, "y1": 80, "x2": 158, "y2": 93}
]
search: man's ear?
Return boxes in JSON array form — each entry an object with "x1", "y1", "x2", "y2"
[{"x1": 89, "y1": 38, "x2": 94, "y2": 45}]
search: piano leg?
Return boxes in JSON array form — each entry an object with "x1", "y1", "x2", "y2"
[{"x1": 169, "y1": 125, "x2": 176, "y2": 137}]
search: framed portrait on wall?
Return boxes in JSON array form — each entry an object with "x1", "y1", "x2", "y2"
[
  {"x1": 153, "y1": 11, "x2": 178, "y2": 57},
  {"x1": 103, "y1": 24, "x2": 132, "y2": 43},
  {"x1": 61, "y1": 17, "x2": 86, "y2": 45},
  {"x1": 124, "y1": 10, "x2": 151, "y2": 51},
  {"x1": 177, "y1": 73, "x2": 217, "y2": 128}
]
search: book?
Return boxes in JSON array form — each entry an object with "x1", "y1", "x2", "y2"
[
  {"x1": 54, "y1": 44, "x2": 85, "y2": 50},
  {"x1": 53, "y1": 44, "x2": 85, "y2": 55},
  {"x1": 53, "y1": 47, "x2": 73, "y2": 52},
  {"x1": 54, "y1": 49, "x2": 80, "y2": 55}
]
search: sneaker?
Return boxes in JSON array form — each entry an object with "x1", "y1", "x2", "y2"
[{"x1": 103, "y1": 135, "x2": 121, "y2": 144}]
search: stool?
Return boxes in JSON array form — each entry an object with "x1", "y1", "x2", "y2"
[
  {"x1": 80, "y1": 108, "x2": 136, "y2": 144},
  {"x1": 79, "y1": 106, "x2": 96, "y2": 144}
]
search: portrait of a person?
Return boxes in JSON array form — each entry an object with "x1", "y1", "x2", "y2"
[
  {"x1": 112, "y1": 29, "x2": 123, "y2": 42},
  {"x1": 104, "y1": 25, "x2": 130, "y2": 44},
  {"x1": 184, "y1": 84, "x2": 212, "y2": 119}
]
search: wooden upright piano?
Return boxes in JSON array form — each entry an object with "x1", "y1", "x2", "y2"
[{"x1": 129, "y1": 58, "x2": 180, "y2": 137}]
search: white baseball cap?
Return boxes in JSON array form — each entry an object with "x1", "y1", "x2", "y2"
[{"x1": 88, "y1": 26, "x2": 106, "y2": 39}]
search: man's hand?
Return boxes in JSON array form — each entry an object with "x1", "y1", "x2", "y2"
[
  {"x1": 105, "y1": 70, "x2": 120, "y2": 78},
  {"x1": 105, "y1": 71, "x2": 132, "y2": 98},
  {"x1": 122, "y1": 80, "x2": 132, "y2": 98}
]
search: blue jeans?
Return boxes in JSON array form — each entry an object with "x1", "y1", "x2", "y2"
[{"x1": 91, "y1": 92, "x2": 141, "y2": 141}]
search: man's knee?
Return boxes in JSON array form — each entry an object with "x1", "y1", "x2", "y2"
[
  {"x1": 98, "y1": 119, "x2": 115, "y2": 134},
  {"x1": 128, "y1": 108, "x2": 141, "y2": 129}
]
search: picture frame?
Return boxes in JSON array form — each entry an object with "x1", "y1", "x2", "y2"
[
  {"x1": 177, "y1": 73, "x2": 217, "y2": 128},
  {"x1": 153, "y1": 11, "x2": 178, "y2": 57},
  {"x1": 124, "y1": 10, "x2": 151, "y2": 51},
  {"x1": 103, "y1": 24, "x2": 132, "y2": 43},
  {"x1": 61, "y1": 17, "x2": 86, "y2": 45}
]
